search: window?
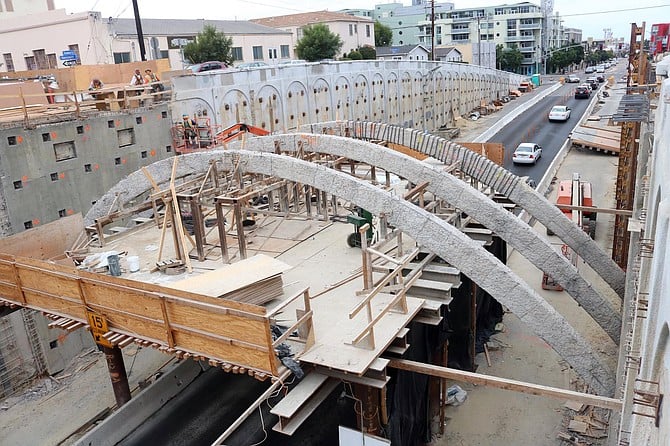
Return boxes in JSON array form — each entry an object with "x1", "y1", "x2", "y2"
[
  {"x1": 113, "y1": 52, "x2": 130, "y2": 64},
  {"x1": 296, "y1": 27, "x2": 303, "y2": 39},
  {"x1": 33, "y1": 49, "x2": 48, "y2": 69},
  {"x1": 268, "y1": 48, "x2": 277, "y2": 60},
  {"x1": 68, "y1": 44, "x2": 81, "y2": 65},
  {"x1": 366, "y1": 24, "x2": 370, "y2": 38},
  {"x1": 53, "y1": 141, "x2": 77, "y2": 162},
  {"x1": 159, "y1": 50, "x2": 169, "y2": 59},
  {"x1": 453, "y1": 33, "x2": 469, "y2": 41},
  {"x1": 280, "y1": 45, "x2": 290, "y2": 58},
  {"x1": 507, "y1": 30, "x2": 516, "y2": 37},
  {"x1": 3, "y1": 53, "x2": 14, "y2": 72},
  {"x1": 47, "y1": 53, "x2": 57, "y2": 68},
  {"x1": 354, "y1": 24, "x2": 357, "y2": 34},
  {"x1": 507, "y1": 19, "x2": 516, "y2": 30},
  {"x1": 117, "y1": 128, "x2": 135, "y2": 147},
  {"x1": 24, "y1": 56, "x2": 36, "y2": 70},
  {"x1": 252, "y1": 46, "x2": 263, "y2": 60},
  {"x1": 231, "y1": 47, "x2": 243, "y2": 61}
]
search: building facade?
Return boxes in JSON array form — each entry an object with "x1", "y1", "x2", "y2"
[
  {"x1": 376, "y1": 44, "x2": 430, "y2": 61},
  {"x1": 650, "y1": 23, "x2": 670, "y2": 56},
  {"x1": 0, "y1": 8, "x2": 295, "y2": 72},
  {"x1": 371, "y1": 0, "x2": 454, "y2": 47},
  {"x1": 252, "y1": 11, "x2": 375, "y2": 59}
]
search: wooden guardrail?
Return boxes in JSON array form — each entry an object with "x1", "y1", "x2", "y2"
[{"x1": 0, "y1": 253, "x2": 281, "y2": 379}]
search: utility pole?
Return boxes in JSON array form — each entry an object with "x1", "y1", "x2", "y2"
[
  {"x1": 430, "y1": 0, "x2": 435, "y2": 61},
  {"x1": 132, "y1": 0, "x2": 147, "y2": 61},
  {"x1": 477, "y1": 15, "x2": 481, "y2": 66}
]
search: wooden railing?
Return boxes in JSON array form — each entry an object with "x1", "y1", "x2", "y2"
[{"x1": 0, "y1": 253, "x2": 283, "y2": 379}]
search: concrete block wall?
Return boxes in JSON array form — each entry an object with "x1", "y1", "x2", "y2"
[
  {"x1": 0, "y1": 105, "x2": 174, "y2": 236},
  {"x1": 170, "y1": 60, "x2": 526, "y2": 134}
]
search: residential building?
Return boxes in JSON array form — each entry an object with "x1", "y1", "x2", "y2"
[
  {"x1": 0, "y1": 0, "x2": 53, "y2": 18},
  {"x1": 650, "y1": 23, "x2": 670, "y2": 56},
  {"x1": 563, "y1": 27, "x2": 582, "y2": 45},
  {"x1": 0, "y1": 8, "x2": 294, "y2": 72},
  {"x1": 369, "y1": 0, "x2": 454, "y2": 47},
  {"x1": 376, "y1": 44, "x2": 430, "y2": 61},
  {"x1": 252, "y1": 11, "x2": 374, "y2": 59},
  {"x1": 417, "y1": 2, "x2": 547, "y2": 75},
  {"x1": 433, "y1": 46, "x2": 462, "y2": 62}
]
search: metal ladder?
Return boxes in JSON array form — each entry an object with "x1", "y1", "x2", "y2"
[{"x1": 22, "y1": 309, "x2": 48, "y2": 376}]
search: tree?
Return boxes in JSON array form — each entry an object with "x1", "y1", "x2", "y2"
[
  {"x1": 348, "y1": 50, "x2": 363, "y2": 60},
  {"x1": 375, "y1": 21, "x2": 393, "y2": 47},
  {"x1": 358, "y1": 46, "x2": 376, "y2": 60},
  {"x1": 183, "y1": 25, "x2": 233, "y2": 65},
  {"x1": 295, "y1": 24, "x2": 343, "y2": 62},
  {"x1": 496, "y1": 44, "x2": 522, "y2": 73}
]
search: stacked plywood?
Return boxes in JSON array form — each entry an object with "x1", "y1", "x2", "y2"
[{"x1": 165, "y1": 254, "x2": 291, "y2": 305}]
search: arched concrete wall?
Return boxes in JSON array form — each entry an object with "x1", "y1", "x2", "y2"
[
  {"x1": 225, "y1": 133, "x2": 621, "y2": 343},
  {"x1": 302, "y1": 120, "x2": 626, "y2": 298},
  {"x1": 85, "y1": 150, "x2": 615, "y2": 395},
  {"x1": 171, "y1": 60, "x2": 525, "y2": 134}
]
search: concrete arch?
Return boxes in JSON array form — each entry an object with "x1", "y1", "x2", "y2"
[
  {"x1": 304, "y1": 121, "x2": 626, "y2": 297},
  {"x1": 254, "y1": 84, "x2": 283, "y2": 133},
  {"x1": 221, "y1": 89, "x2": 252, "y2": 126},
  {"x1": 228, "y1": 133, "x2": 621, "y2": 343},
  {"x1": 84, "y1": 150, "x2": 615, "y2": 395}
]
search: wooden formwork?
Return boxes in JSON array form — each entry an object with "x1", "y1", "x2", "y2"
[{"x1": 0, "y1": 253, "x2": 287, "y2": 378}]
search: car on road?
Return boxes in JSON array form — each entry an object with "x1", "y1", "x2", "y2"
[
  {"x1": 586, "y1": 77, "x2": 599, "y2": 90},
  {"x1": 575, "y1": 85, "x2": 591, "y2": 99},
  {"x1": 512, "y1": 143, "x2": 542, "y2": 164},
  {"x1": 236, "y1": 61, "x2": 269, "y2": 70},
  {"x1": 585, "y1": 66, "x2": 596, "y2": 74},
  {"x1": 596, "y1": 73, "x2": 605, "y2": 82},
  {"x1": 548, "y1": 105, "x2": 571, "y2": 122},
  {"x1": 566, "y1": 75, "x2": 580, "y2": 83},
  {"x1": 187, "y1": 61, "x2": 228, "y2": 73}
]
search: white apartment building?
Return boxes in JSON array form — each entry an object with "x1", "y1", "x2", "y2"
[
  {"x1": 417, "y1": 2, "x2": 546, "y2": 75},
  {"x1": 0, "y1": 0, "x2": 54, "y2": 17},
  {"x1": 0, "y1": 8, "x2": 295, "y2": 73},
  {"x1": 252, "y1": 11, "x2": 375, "y2": 58}
]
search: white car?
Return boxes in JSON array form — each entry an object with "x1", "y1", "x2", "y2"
[
  {"x1": 512, "y1": 143, "x2": 542, "y2": 164},
  {"x1": 566, "y1": 75, "x2": 580, "y2": 83},
  {"x1": 548, "y1": 105, "x2": 571, "y2": 122}
]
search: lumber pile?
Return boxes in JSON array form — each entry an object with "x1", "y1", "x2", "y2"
[
  {"x1": 558, "y1": 400, "x2": 610, "y2": 444},
  {"x1": 165, "y1": 254, "x2": 291, "y2": 305}
]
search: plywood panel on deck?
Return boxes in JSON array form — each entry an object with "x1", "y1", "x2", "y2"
[
  {"x1": 300, "y1": 292, "x2": 424, "y2": 375},
  {"x1": 165, "y1": 254, "x2": 291, "y2": 298}
]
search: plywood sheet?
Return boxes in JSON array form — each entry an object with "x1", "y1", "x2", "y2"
[
  {"x1": 0, "y1": 81, "x2": 47, "y2": 108},
  {"x1": 300, "y1": 292, "x2": 424, "y2": 375},
  {"x1": 165, "y1": 254, "x2": 291, "y2": 298},
  {"x1": 459, "y1": 142, "x2": 505, "y2": 166},
  {"x1": 0, "y1": 214, "x2": 84, "y2": 259}
]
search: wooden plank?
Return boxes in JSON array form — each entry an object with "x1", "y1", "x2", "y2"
[
  {"x1": 165, "y1": 254, "x2": 290, "y2": 298},
  {"x1": 311, "y1": 366, "x2": 390, "y2": 389},
  {"x1": 165, "y1": 299, "x2": 269, "y2": 346},
  {"x1": 271, "y1": 372, "x2": 330, "y2": 418},
  {"x1": 80, "y1": 281, "x2": 164, "y2": 320},
  {"x1": 272, "y1": 379, "x2": 340, "y2": 436},
  {"x1": 387, "y1": 359, "x2": 623, "y2": 411}
]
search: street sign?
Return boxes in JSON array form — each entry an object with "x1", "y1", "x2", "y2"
[
  {"x1": 60, "y1": 50, "x2": 78, "y2": 61},
  {"x1": 62, "y1": 60, "x2": 76, "y2": 66}
]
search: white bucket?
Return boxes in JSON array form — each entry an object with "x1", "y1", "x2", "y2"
[{"x1": 127, "y1": 255, "x2": 140, "y2": 272}]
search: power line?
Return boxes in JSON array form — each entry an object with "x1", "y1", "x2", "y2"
[{"x1": 560, "y1": 4, "x2": 670, "y2": 18}]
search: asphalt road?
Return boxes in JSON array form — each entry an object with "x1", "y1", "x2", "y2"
[{"x1": 492, "y1": 67, "x2": 622, "y2": 185}]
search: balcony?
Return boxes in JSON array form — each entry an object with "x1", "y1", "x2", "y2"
[
  {"x1": 519, "y1": 46, "x2": 536, "y2": 53},
  {"x1": 519, "y1": 23, "x2": 541, "y2": 30},
  {"x1": 505, "y1": 35, "x2": 536, "y2": 42}
]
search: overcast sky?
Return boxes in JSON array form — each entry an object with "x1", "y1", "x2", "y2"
[{"x1": 55, "y1": 0, "x2": 670, "y2": 41}]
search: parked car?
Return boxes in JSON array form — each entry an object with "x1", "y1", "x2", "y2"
[
  {"x1": 278, "y1": 59, "x2": 307, "y2": 66},
  {"x1": 236, "y1": 61, "x2": 269, "y2": 70},
  {"x1": 566, "y1": 75, "x2": 580, "y2": 83},
  {"x1": 596, "y1": 65, "x2": 605, "y2": 73},
  {"x1": 512, "y1": 143, "x2": 542, "y2": 164},
  {"x1": 548, "y1": 105, "x2": 571, "y2": 122},
  {"x1": 575, "y1": 85, "x2": 591, "y2": 99},
  {"x1": 187, "y1": 61, "x2": 228, "y2": 73}
]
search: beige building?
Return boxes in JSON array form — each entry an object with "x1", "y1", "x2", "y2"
[
  {"x1": 0, "y1": 8, "x2": 295, "y2": 73},
  {"x1": 252, "y1": 11, "x2": 375, "y2": 58},
  {"x1": 0, "y1": 0, "x2": 54, "y2": 17}
]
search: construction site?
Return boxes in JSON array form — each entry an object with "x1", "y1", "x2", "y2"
[{"x1": 0, "y1": 22, "x2": 666, "y2": 446}]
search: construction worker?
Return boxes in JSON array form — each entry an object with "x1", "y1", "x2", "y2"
[{"x1": 182, "y1": 114, "x2": 197, "y2": 147}]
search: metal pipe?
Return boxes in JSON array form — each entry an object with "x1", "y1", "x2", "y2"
[{"x1": 102, "y1": 345, "x2": 132, "y2": 407}]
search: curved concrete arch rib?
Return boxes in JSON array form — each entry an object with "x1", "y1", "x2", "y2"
[
  {"x1": 302, "y1": 120, "x2": 626, "y2": 298},
  {"x1": 85, "y1": 150, "x2": 615, "y2": 396},
  {"x1": 227, "y1": 133, "x2": 621, "y2": 344}
]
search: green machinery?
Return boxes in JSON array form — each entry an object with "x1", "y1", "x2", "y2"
[{"x1": 346, "y1": 207, "x2": 374, "y2": 247}]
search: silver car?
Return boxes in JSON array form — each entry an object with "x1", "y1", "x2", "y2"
[{"x1": 512, "y1": 143, "x2": 542, "y2": 164}]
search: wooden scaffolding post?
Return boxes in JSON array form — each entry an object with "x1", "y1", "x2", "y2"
[
  {"x1": 170, "y1": 157, "x2": 192, "y2": 273},
  {"x1": 214, "y1": 198, "x2": 230, "y2": 264}
]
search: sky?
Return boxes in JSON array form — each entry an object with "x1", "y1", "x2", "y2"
[{"x1": 55, "y1": 0, "x2": 670, "y2": 41}]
